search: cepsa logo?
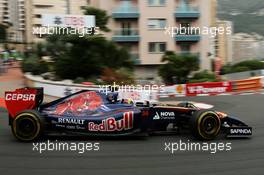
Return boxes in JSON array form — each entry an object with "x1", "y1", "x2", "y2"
[
  {"x1": 5, "y1": 93, "x2": 36, "y2": 101},
  {"x1": 88, "y1": 111, "x2": 133, "y2": 132}
]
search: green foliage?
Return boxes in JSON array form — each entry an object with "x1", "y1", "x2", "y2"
[
  {"x1": 21, "y1": 55, "x2": 49, "y2": 75},
  {"x1": 234, "y1": 60, "x2": 264, "y2": 70},
  {"x1": 0, "y1": 24, "x2": 7, "y2": 42},
  {"x1": 73, "y1": 77, "x2": 86, "y2": 84},
  {"x1": 48, "y1": 35, "x2": 134, "y2": 80},
  {"x1": 159, "y1": 51, "x2": 199, "y2": 84},
  {"x1": 101, "y1": 68, "x2": 134, "y2": 84},
  {"x1": 190, "y1": 70, "x2": 218, "y2": 83},
  {"x1": 221, "y1": 60, "x2": 264, "y2": 74},
  {"x1": 23, "y1": 7, "x2": 134, "y2": 84},
  {"x1": 83, "y1": 7, "x2": 110, "y2": 32}
]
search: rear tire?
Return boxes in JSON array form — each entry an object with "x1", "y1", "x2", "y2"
[
  {"x1": 190, "y1": 110, "x2": 220, "y2": 140},
  {"x1": 11, "y1": 110, "x2": 44, "y2": 142}
]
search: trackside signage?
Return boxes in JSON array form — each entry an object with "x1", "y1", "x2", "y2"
[
  {"x1": 186, "y1": 82, "x2": 232, "y2": 96},
  {"x1": 159, "y1": 85, "x2": 186, "y2": 97},
  {"x1": 42, "y1": 14, "x2": 95, "y2": 28}
]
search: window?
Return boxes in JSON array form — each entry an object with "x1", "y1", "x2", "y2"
[
  {"x1": 148, "y1": 19, "x2": 166, "y2": 29},
  {"x1": 180, "y1": 44, "x2": 191, "y2": 52},
  {"x1": 148, "y1": 42, "x2": 166, "y2": 53},
  {"x1": 35, "y1": 14, "x2": 42, "y2": 18},
  {"x1": 148, "y1": 0, "x2": 166, "y2": 6}
]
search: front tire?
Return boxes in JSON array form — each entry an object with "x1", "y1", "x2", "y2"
[
  {"x1": 190, "y1": 110, "x2": 221, "y2": 140},
  {"x1": 11, "y1": 110, "x2": 44, "y2": 142}
]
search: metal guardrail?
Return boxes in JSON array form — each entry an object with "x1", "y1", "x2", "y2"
[{"x1": 113, "y1": 29, "x2": 139, "y2": 36}]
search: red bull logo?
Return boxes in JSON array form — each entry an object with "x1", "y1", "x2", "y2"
[{"x1": 88, "y1": 111, "x2": 133, "y2": 132}]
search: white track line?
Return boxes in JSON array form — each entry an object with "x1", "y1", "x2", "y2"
[{"x1": 239, "y1": 92, "x2": 255, "y2": 96}]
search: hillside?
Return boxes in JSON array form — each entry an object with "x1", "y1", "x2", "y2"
[{"x1": 218, "y1": 0, "x2": 264, "y2": 36}]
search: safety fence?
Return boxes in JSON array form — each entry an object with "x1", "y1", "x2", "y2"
[
  {"x1": 23, "y1": 74, "x2": 264, "y2": 101},
  {"x1": 159, "y1": 77, "x2": 264, "y2": 98},
  {"x1": 24, "y1": 74, "x2": 158, "y2": 102},
  {"x1": 232, "y1": 78, "x2": 262, "y2": 93}
]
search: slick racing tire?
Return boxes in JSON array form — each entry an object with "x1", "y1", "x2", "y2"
[
  {"x1": 11, "y1": 110, "x2": 44, "y2": 142},
  {"x1": 190, "y1": 110, "x2": 221, "y2": 140}
]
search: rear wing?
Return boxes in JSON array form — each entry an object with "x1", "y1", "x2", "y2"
[{"x1": 5, "y1": 87, "x2": 43, "y2": 118}]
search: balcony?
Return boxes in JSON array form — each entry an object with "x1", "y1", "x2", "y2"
[
  {"x1": 175, "y1": 0, "x2": 200, "y2": 19},
  {"x1": 175, "y1": 30, "x2": 200, "y2": 42},
  {"x1": 130, "y1": 53, "x2": 141, "y2": 64},
  {"x1": 112, "y1": 29, "x2": 140, "y2": 42},
  {"x1": 112, "y1": 1, "x2": 139, "y2": 19},
  {"x1": 177, "y1": 51, "x2": 200, "y2": 57}
]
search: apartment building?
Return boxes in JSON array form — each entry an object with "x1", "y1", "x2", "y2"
[
  {"x1": 233, "y1": 33, "x2": 264, "y2": 64},
  {"x1": 215, "y1": 20, "x2": 233, "y2": 65},
  {"x1": 23, "y1": 0, "x2": 216, "y2": 79},
  {"x1": 0, "y1": 0, "x2": 25, "y2": 43},
  {"x1": 0, "y1": 0, "x2": 9, "y2": 25},
  {"x1": 88, "y1": 0, "x2": 216, "y2": 79}
]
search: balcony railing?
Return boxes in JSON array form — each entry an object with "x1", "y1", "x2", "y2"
[
  {"x1": 112, "y1": 29, "x2": 140, "y2": 42},
  {"x1": 177, "y1": 51, "x2": 200, "y2": 57},
  {"x1": 112, "y1": 1, "x2": 139, "y2": 19},
  {"x1": 174, "y1": 0, "x2": 200, "y2": 19},
  {"x1": 174, "y1": 29, "x2": 200, "y2": 42}
]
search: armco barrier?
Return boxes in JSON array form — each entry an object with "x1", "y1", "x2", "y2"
[
  {"x1": 24, "y1": 74, "x2": 262, "y2": 100},
  {"x1": 231, "y1": 77, "x2": 262, "y2": 92},
  {"x1": 159, "y1": 84, "x2": 186, "y2": 97},
  {"x1": 159, "y1": 77, "x2": 263, "y2": 98},
  {"x1": 0, "y1": 98, "x2": 6, "y2": 108},
  {"x1": 24, "y1": 74, "x2": 158, "y2": 102}
]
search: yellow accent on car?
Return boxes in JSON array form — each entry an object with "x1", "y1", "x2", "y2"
[
  {"x1": 13, "y1": 113, "x2": 41, "y2": 141},
  {"x1": 197, "y1": 111, "x2": 220, "y2": 140}
]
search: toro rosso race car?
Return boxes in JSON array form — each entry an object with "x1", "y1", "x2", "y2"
[{"x1": 5, "y1": 88, "x2": 252, "y2": 141}]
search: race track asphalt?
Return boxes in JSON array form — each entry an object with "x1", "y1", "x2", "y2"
[{"x1": 0, "y1": 94, "x2": 263, "y2": 175}]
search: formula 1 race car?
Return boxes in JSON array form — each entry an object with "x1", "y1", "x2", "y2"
[{"x1": 5, "y1": 88, "x2": 252, "y2": 141}]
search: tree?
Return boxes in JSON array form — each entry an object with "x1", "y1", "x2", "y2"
[
  {"x1": 190, "y1": 70, "x2": 218, "y2": 83},
  {"x1": 0, "y1": 24, "x2": 7, "y2": 42},
  {"x1": 159, "y1": 51, "x2": 199, "y2": 84},
  {"x1": 233, "y1": 60, "x2": 264, "y2": 70},
  {"x1": 46, "y1": 35, "x2": 134, "y2": 80},
  {"x1": 83, "y1": 7, "x2": 110, "y2": 32},
  {"x1": 23, "y1": 7, "x2": 134, "y2": 83},
  {"x1": 220, "y1": 60, "x2": 264, "y2": 75}
]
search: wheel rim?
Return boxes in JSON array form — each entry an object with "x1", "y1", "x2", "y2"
[
  {"x1": 201, "y1": 115, "x2": 219, "y2": 135},
  {"x1": 15, "y1": 116, "x2": 38, "y2": 139}
]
